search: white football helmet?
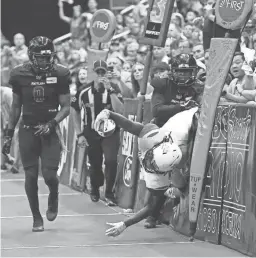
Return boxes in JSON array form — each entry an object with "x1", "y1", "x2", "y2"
[
  {"x1": 142, "y1": 135, "x2": 182, "y2": 174},
  {"x1": 95, "y1": 118, "x2": 116, "y2": 137}
]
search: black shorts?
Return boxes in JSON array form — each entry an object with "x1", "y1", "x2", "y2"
[{"x1": 18, "y1": 121, "x2": 61, "y2": 169}]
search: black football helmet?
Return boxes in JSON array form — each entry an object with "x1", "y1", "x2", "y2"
[
  {"x1": 170, "y1": 54, "x2": 197, "y2": 87},
  {"x1": 28, "y1": 36, "x2": 56, "y2": 72}
]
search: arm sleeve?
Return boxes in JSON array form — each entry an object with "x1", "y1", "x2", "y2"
[
  {"x1": 57, "y1": 68, "x2": 71, "y2": 95},
  {"x1": 109, "y1": 111, "x2": 144, "y2": 137},
  {"x1": 9, "y1": 69, "x2": 21, "y2": 96},
  {"x1": 151, "y1": 90, "x2": 184, "y2": 120}
]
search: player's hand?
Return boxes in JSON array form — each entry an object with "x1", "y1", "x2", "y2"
[
  {"x1": 2, "y1": 136, "x2": 12, "y2": 156},
  {"x1": 34, "y1": 120, "x2": 57, "y2": 136},
  {"x1": 181, "y1": 100, "x2": 198, "y2": 110},
  {"x1": 105, "y1": 222, "x2": 126, "y2": 237},
  {"x1": 78, "y1": 135, "x2": 88, "y2": 148}
]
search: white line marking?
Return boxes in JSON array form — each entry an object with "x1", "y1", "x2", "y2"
[
  {"x1": 1, "y1": 213, "x2": 125, "y2": 219},
  {"x1": 223, "y1": 204, "x2": 246, "y2": 212},
  {"x1": 1, "y1": 241, "x2": 198, "y2": 250},
  {"x1": 227, "y1": 142, "x2": 249, "y2": 147},
  {"x1": 203, "y1": 203, "x2": 221, "y2": 207},
  {"x1": 227, "y1": 146, "x2": 249, "y2": 151},
  {"x1": 1, "y1": 193, "x2": 81, "y2": 198},
  {"x1": 1, "y1": 178, "x2": 44, "y2": 182},
  {"x1": 223, "y1": 200, "x2": 246, "y2": 208}
]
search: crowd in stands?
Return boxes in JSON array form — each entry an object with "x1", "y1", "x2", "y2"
[
  {"x1": 2, "y1": 0, "x2": 256, "y2": 103},
  {"x1": 1, "y1": 0, "x2": 256, "y2": 174}
]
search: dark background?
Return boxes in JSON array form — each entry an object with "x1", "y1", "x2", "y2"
[{"x1": 1, "y1": 0, "x2": 112, "y2": 44}]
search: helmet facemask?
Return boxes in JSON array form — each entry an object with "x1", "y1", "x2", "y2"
[
  {"x1": 29, "y1": 49, "x2": 55, "y2": 72},
  {"x1": 171, "y1": 67, "x2": 197, "y2": 87},
  {"x1": 142, "y1": 133, "x2": 182, "y2": 175}
]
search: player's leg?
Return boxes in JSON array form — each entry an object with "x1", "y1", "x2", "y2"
[
  {"x1": 41, "y1": 132, "x2": 61, "y2": 222},
  {"x1": 86, "y1": 133, "x2": 104, "y2": 202},
  {"x1": 102, "y1": 130, "x2": 120, "y2": 205},
  {"x1": 18, "y1": 124, "x2": 42, "y2": 232},
  {"x1": 144, "y1": 191, "x2": 167, "y2": 229}
]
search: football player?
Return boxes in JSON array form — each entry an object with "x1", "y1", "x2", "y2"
[
  {"x1": 95, "y1": 100, "x2": 199, "y2": 237},
  {"x1": 143, "y1": 53, "x2": 204, "y2": 228},
  {"x1": 2, "y1": 36, "x2": 71, "y2": 232}
]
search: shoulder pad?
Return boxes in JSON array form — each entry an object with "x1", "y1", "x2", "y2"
[{"x1": 55, "y1": 64, "x2": 70, "y2": 76}]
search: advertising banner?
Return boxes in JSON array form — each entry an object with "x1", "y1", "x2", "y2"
[
  {"x1": 139, "y1": 0, "x2": 175, "y2": 47},
  {"x1": 115, "y1": 99, "x2": 153, "y2": 209},
  {"x1": 221, "y1": 105, "x2": 256, "y2": 256},
  {"x1": 167, "y1": 106, "x2": 229, "y2": 243}
]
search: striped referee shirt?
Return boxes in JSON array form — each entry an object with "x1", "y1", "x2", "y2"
[{"x1": 71, "y1": 81, "x2": 122, "y2": 130}]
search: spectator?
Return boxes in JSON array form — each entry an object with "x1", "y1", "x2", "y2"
[
  {"x1": 10, "y1": 33, "x2": 29, "y2": 68},
  {"x1": 131, "y1": 62, "x2": 154, "y2": 99},
  {"x1": 87, "y1": 0, "x2": 98, "y2": 14},
  {"x1": 76, "y1": 67, "x2": 88, "y2": 89},
  {"x1": 192, "y1": 43, "x2": 204, "y2": 61},
  {"x1": 178, "y1": 40, "x2": 193, "y2": 54},
  {"x1": 124, "y1": 42, "x2": 139, "y2": 65},
  {"x1": 223, "y1": 52, "x2": 256, "y2": 103},
  {"x1": 171, "y1": 13, "x2": 185, "y2": 29},
  {"x1": 137, "y1": 45, "x2": 148, "y2": 64},
  {"x1": 107, "y1": 65, "x2": 133, "y2": 98},
  {"x1": 152, "y1": 47, "x2": 169, "y2": 66},
  {"x1": 183, "y1": 24, "x2": 193, "y2": 40},
  {"x1": 185, "y1": 10, "x2": 197, "y2": 25},
  {"x1": 132, "y1": 0, "x2": 148, "y2": 25},
  {"x1": 58, "y1": 0, "x2": 90, "y2": 48}
]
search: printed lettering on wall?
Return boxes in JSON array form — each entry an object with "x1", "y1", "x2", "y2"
[
  {"x1": 122, "y1": 115, "x2": 136, "y2": 157},
  {"x1": 196, "y1": 106, "x2": 251, "y2": 240}
]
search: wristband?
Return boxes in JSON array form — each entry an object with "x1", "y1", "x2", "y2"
[{"x1": 49, "y1": 119, "x2": 58, "y2": 128}]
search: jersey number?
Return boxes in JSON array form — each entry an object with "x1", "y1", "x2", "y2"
[{"x1": 33, "y1": 86, "x2": 45, "y2": 103}]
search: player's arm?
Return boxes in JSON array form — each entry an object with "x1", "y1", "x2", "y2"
[
  {"x1": 96, "y1": 110, "x2": 144, "y2": 137},
  {"x1": 2, "y1": 70, "x2": 22, "y2": 155},
  {"x1": 151, "y1": 89, "x2": 184, "y2": 120},
  {"x1": 106, "y1": 189, "x2": 161, "y2": 237},
  {"x1": 109, "y1": 111, "x2": 144, "y2": 137},
  {"x1": 8, "y1": 93, "x2": 22, "y2": 131},
  {"x1": 109, "y1": 83, "x2": 124, "y2": 115},
  {"x1": 8, "y1": 69, "x2": 22, "y2": 131},
  {"x1": 54, "y1": 92, "x2": 71, "y2": 123}
]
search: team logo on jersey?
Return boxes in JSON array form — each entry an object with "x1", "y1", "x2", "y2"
[
  {"x1": 33, "y1": 86, "x2": 45, "y2": 102},
  {"x1": 36, "y1": 75, "x2": 42, "y2": 80},
  {"x1": 123, "y1": 156, "x2": 133, "y2": 187},
  {"x1": 46, "y1": 77, "x2": 57, "y2": 84},
  {"x1": 71, "y1": 97, "x2": 77, "y2": 103}
]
